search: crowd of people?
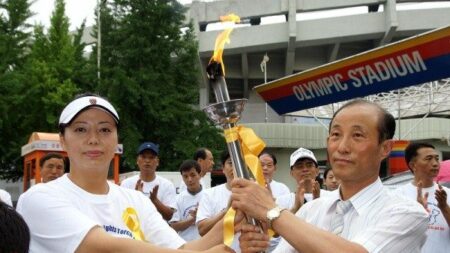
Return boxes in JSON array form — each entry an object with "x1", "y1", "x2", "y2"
[{"x1": 1, "y1": 94, "x2": 449, "y2": 253}]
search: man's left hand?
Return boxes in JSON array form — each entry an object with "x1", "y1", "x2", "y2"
[
  {"x1": 150, "y1": 185, "x2": 159, "y2": 202},
  {"x1": 312, "y1": 180, "x2": 321, "y2": 199},
  {"x1": 435, "y1": 184, "x2": 448, "y2": 210}
]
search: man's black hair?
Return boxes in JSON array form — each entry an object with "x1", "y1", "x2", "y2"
[
  {"x1": 179, "y1": 160, "x2": 201, "y2": 174},
  {"x1": 329, "y1": 99, "x2": 395, "y2": 143},
  {"x1": 323, "y1": 167, "x2": 333, "y2": 179},
  {"x1": 220, "y1": 150, "x2": 230, "y2": 166},
  {"x1": 405, "y1": 142, "x2": 436, "y2": 173},
  {"x1": 193, "y1": 148, "x2": 208, "y2": 161},
  {"x1": 39, "y1": 152, "x2": 65, "y2": 167},
  {"x1": 258, "y1": 151, "x2": 277, "y2": 165}
]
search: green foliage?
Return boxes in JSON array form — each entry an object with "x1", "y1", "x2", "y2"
[
  {"x1": 72, "y1": 20, "x2": 94, "y2": 89},
  {"x1": 92, "y1": 0, "x2": 224, "y2": 171},
  {"x1": 20, "y1": 0, "x2": 81, "y2": 131},
  {"x1": 0, "y1": 0, "x2": 32, "y2": 180},
  {"x1": 0, "y1": 0, "x2": 224, "y2": 180},
  {"x1": 0, "y1": 0, "x2": 85, "y2": 180}
]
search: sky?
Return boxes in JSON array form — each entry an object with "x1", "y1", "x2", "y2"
[
  {"x1": 29, "y1": 0, "x2": 193, "y2": 30},
  {"x1": 30, "y1": 0, "x2": 97, "y2": 30},
  {"x1": 29, "y1": 0, "x2": 450, "y2": 31}
]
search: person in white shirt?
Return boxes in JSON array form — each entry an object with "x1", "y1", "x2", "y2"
[
  {"x1": 276, "y1": 147, "x2": 329, "y2": 213},
  {"x1": 17, "y1": 94, "x2": 260, "y2": 253},
  {"x1": 259, "y1": 151, "x2": 291, "y2": 252},
  {"x1": 395, "y1": 142, "x2": 450, "y2": 253},
  {"x1": 196, "y1": 151, "x2": 242, "y2": 253},
  {"x1": 232, "y1": 99, "x2": 429, "y2": 253},
  {"x1": 0, "y1": 189, "x2": 12, "y2": 207},
  {"x1": 178, "y1": 148, "x2": 214, "y2": 193},
  {"x1": 170, "y1": 160, "x2": 204, "y2": 241},
  {"x1": 121, "y1": 141, "x2": 177, "y2": 221},
  {"x1": 259, "y1": 152, "x2": 290, "y2": 198}
]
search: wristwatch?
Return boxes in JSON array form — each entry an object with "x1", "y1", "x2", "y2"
[{"x1": 266, "y1": 206, "x2": 286, "y2": 230}]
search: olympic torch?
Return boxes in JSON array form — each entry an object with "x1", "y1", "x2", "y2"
[
  {"x1": 204, "y1": 61, "x2": 253, "y2": 180},
  {"x1": 203, "y1": 13, "x2": 257, "y2": 190},
  {"x1": 202, "y1": 14, "x2": 265, "y2": 247}
]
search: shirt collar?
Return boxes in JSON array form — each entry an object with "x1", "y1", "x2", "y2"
[
  {"x1": 328, "y1": 178, "x2": 384, "y2": 215},
  {"x1": 348, "y1": 178, "x2": 384, "y2": 215}
]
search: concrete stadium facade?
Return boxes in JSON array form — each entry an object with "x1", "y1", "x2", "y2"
[
  {"x1": 78, "y1": 0, "x2": 450, "y2": 189},
  {"x1": 185, "y1": 0, "x2": 450, "y2": 189}
]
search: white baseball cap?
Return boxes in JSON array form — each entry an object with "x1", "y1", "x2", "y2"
[
  {"x1": 59, "y1": 96, "x2": 119, "y2": 125},
  {"x1": 290, "y1": 147, "x2": 318, "y2": 167}
]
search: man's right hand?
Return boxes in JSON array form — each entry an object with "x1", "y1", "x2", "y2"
[
  {"x1": 230, "y1": 178, "x2": 276, "y2": 221},
  {"x1": 135, "y1": 179, "x2": 144, "y2": 192}
]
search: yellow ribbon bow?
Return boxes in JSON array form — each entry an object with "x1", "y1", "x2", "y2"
[
  {"x1": 222, "y1": 125, "x2": 267, "y2": 247},
  {"x1": 223, "y1": 125, "x2": 266, "y2": 186},
  {"x1": 122, "y1": 207, "x2": 146, "y2": 241}
]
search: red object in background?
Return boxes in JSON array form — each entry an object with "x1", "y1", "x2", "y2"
[
  {"x1": 436, "y1": 160, "x2": 450, "y2": 183},
  {"x1": 388, "y1": 140, "x2": 410, "y2": 175},
  {"x1": 21, "y1": 132, "x2": 122, "y2": 191}
]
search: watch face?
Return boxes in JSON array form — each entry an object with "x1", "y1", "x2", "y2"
[
  {"x1": 268, "y1": 208, "x2": 279, "y2": 219},
  {"x1": 267, "y1": 207, "x2": 284, "y2": 230}
]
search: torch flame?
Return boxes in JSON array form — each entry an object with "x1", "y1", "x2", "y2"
[{"x1": 210, "y1": 13, "x2": 241, "y2": 75}]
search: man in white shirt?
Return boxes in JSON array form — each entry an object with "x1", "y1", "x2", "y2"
[
  {"x1": 196, "y1": 151, "x2": 241, "y2": 253},
  {"x1": 178, "y1": 148, "x2": 214, "y2": 193},
  {"x1": 395, "y1": 142, "x2": 450, "y2": 253},
  {"x1": 259, "y1": 152, "x2": 290, "y2": 198},
  {"x1": 170, "y1": 160, "x2": 204, "y2": 241},
  {"x1": 121, "y1": 142, "x2": 177, "y2": 221},
  {"x1": 276, "y1": 147, "x2": 329, "y2": 214},
  {"x1": 259, "y1": 151, "x2": 293, "y2": 252},
  {"x1": 232, "y1": 99, "x2": 428, "y2": 253}
]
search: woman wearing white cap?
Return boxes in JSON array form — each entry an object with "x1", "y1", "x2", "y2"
[{"x1": 16, "y1": 94, "x2": 267, "y2": 253}]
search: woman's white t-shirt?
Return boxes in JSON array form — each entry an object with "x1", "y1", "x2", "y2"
[{"x1": 17, "y1": 174, "x2": 185, "y2": 253}]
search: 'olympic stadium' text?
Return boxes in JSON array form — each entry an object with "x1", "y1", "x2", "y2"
[{"x1": 293, "y1": 50, "x2": 427, "y2": 101}]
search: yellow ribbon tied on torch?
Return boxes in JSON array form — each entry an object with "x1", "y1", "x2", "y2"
[
  {"x1": 222, "y1": 125, "x2": 266, "y2": 247},
  {"x1": 224, "y1": 125, "x2": 266, "y2": 185},
  {"x1": 122, "y1": 207, "x2": 146, "y2": 241}
]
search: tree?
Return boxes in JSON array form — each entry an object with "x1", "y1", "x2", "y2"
[
  {"x1": 91, "y1": 0, "x2": 224, "y2": 171},
  {"x1": 72, "y1": 20, "x2": 95, "y2": 90},
  {"x1": 0, "y1": 0, "x2": 87, "y2": 180},
  {"x1": 19, "y1": 0, "x2": 82, "y2": 131},
  {"x1": 0, "y1": 0, "x2": 32, "y2": 180}
]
